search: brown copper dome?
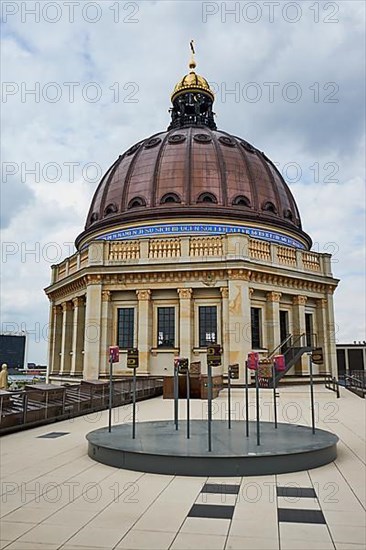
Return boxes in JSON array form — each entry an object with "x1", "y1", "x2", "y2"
[{"x1": 76, "y1": 126, "x2": 311, "y2": 249}]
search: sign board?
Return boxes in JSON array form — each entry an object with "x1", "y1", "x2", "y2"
[
  {"x1": 311, "y1": 347, "x2": 324, "y2": 364},
  {"x1": 109, "y1": 346, "x2": 119, "y2": 363},
  {"x1": 207, "y1": 344, "x2": 222, "y2": 367},
  {"x1": 247, "y1": 352, "x2": 259, "y2": 370},
  {"x1": 174, "y1": 357, "x2": 189, "y2": 374},
  {"x1": 274, "y1": 354, "x2": 286, "y2": 372},
  {"x1": 127, "y1": 348, "x2": 139, "y2": 369},
  {"x1": 228, "y1": 364, "x2": 239, "y2": 380}
]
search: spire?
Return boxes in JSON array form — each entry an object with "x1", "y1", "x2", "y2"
[{"x1": 189, "y1": 39, "x2": 196, "y2": 70}]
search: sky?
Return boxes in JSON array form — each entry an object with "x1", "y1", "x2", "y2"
[{"x1": 1, "y1": 0, "x2": 365, "y2": 364}]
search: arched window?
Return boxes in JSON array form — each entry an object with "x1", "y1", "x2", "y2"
[
  {"x1": 128, "y1": 197, "x2": 146, "y2": 209},
  {"x1": 160, "y1": 193, "x2": 181, "y2": 204},
  {"x1": 232, "y1": 195, "x2": 251, "y2": 207},
  {"x1": 104, "y1": 203, "x2": 118, "y2": 216},
  {"x1": 197, "y1": 192, "x2": 218, "y2": 204},
  {"x1": 284, "y1": 209, "x2": 293, "y2": 221},
  {"x1": 262, "y1": 201, "x2": 277, "y2": 214}
]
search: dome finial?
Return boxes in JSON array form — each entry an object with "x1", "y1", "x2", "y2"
[{"x1": 189, "y1": 39, "x2": 196, "y2": 70}]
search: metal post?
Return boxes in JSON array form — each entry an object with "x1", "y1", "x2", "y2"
[
  {"x1": 208, "y1": 363, "x2": 212, "y2": 452},
  {"x1": 245, "y1": 361, "x2": 249, "y2": 437},
  {"x1": 255, "y1": 369, "x2": 260, "y2": 446},
  {"x1": 272, "y1": 361, "x2": 277, "y2": 429},
  {"x1": 309, "y1": 354, "x2": 315, "y2": 434},
  {"x1": 132, "y1": 367, "x2": 137, "y2": 439},
  {"x1": 108, "y1": 355, "x2": 113, "y2": 433},
  {"x1": 174, "y1": 364, "x2": 179, "y2": 430},
  {"x1": 186, "y1": 369, "x2": 190, "y2": 439},
  {"x1": 228, "y1": 371, "x2": 231, "y2": 430}
]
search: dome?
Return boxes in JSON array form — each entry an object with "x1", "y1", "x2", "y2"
[
  {"x1": 171, "y1": 70, "x2": 215, "y2": 102},
  {"x1": 76, "y1": 126, "x2": 311, "y2": 250},
  {"x1": 76, "y1": 48, "x2": 311, "y2": 250}
]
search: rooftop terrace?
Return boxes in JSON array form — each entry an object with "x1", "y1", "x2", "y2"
[{"x1": 1, "y1": 385, "x2": 365, "y2": 549}]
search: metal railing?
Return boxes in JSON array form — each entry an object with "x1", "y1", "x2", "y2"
[
  {"x1": 324, "y1": 376, "x2": 340, "y2": 398},
  {"x1": 343, "y1": 371, "x2": 366, "y2": 397},
  {"x1": 0, "y1": 377, "x2": 164, "y2": 434}
]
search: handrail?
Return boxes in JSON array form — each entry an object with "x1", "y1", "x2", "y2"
[
  {"x1": 267, "y1": 334, "x2": 293, "y2": 359},
  {"x1": 344, "y1": 374, "x2": 366, "y2": 388},
  {"x1": 325, "y1": 376, "x2": 340, "y2": 398}
]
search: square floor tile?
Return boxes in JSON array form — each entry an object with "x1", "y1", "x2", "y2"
[
  {"x1": 278, "y1": 508, "x2": 326, "y2": 524},
  {"x1": 180, "y1": 517, "x2": 231, "y2": 536},
  {"x1": 277, "y1": 486, "x2": 317, "y2": 498},
  {"x1": 115, "y1": 529, "x2": 176, "y2": 549},
  {"x1": 201, "y1": 483, "x2": 240, "y2": 495},
  {"x1": 170, "y1": 532, "x2": 226, "y2": 550},
  {"x1": 37, "y1": 432, "x2": 69, "y2": 439},
  {"x1": 188, "y1": 504, "x2": 234, "y2": 519}
]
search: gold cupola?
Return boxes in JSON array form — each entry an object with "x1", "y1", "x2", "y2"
[{"x1": 171, "y1": 40, "x2": 215, "y2": 102}]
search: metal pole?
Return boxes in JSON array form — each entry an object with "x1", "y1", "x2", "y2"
[
  {"x1": 174, "y1": 365, "x2": 178, "y2": 430},
  {"x1": 132, "y1": 367, "x2": 137, "y2": 439},
  {"x1": 208, "y1": 363, "x2": 212, "y2": 452},
  {"x1": 186, "y1": 369, "x2": 190, "y2": 439},
  {"x1": 245, "y1": 361, "x2": 249, "y2": 437},
  {"x1": 228, "y1": 371, "x2": 231, "y2": 429},
  {"x1": 272, "y1": 361, "x2": 277, "y2": 429},
  {"x1": 309, "y1": 354, "x2": 315, "y2": 434},
  {"x1": 255, "y1": 369, "x2": 260, "y2": 446},
  {"x1": 108, "y1": 355, "x2": 113, "y2": 433}
]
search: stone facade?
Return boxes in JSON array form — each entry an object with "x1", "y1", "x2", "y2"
[{"x1": 45, "y1": 231, "x2": 338, "y2": 382}]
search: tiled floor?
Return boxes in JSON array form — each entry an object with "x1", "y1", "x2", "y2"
[{"x1": 0, "y1": 385, "x2": 365, "y2": 549}]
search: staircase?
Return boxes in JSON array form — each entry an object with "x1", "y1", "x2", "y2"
[{"x1": 258, "y1": 333, "x2": 314, "y2": 388}]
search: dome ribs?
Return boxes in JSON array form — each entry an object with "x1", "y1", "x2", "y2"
[
  {"x1": 120, "y1": 138, "x2": 149, "y2": 212},
  {"x1": 235, "y1": 137, "x2": 259, "y2": 214},
  {"x1": 98, "y1": 157, "x2": 125, "y2": 225},
  {"x1": 212, "y1": 132, "x2": 228, "y2": 206},
  {"x1": 257, "y1": 151, "x2": 282, "y2": 218},
  {"x1": 151, "y1": 131, "x2": 171, "y2": 207},
  {"x1": 186, "y1": 127, "x2": 193, "y2": 204}
]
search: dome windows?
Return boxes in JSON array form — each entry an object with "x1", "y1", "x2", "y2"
[
  {"x1": 232, "y1": 195, "x2": 251, "y2": 207},
  {"x1": 160, "y1": 193, "x2": 181, "y2": 204},
  {"x1": 90, "y1": 212, "x2": 99, "y2": 224},
  {"x1": 104, "y1": 203, "x2": 118, "y2": 216},
  {"x1": 128, "y1": 197, "x2": 146, "y2": 209},
  {"x1": 262, "y1": 201, "x2": 277, "y2": 214},
  {"x1": 284, "y1": 209, "x2": 294, "y2": 221},
  {"x1": 197, "y1": 192, "x2": 218, "y2": 204}
]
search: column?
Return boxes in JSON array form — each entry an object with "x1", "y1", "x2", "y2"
[
  {"x1": 60, "y1": 301, "x2": 73, "y2": 375},
  {"x1": 220, "y1": 287, "x2": 230, "y2": 374},
  {"x1": 177, "y1": 288, "x2": 193, "y2": 360},
  {"x1": 292, "y1": 295, "x2": 307, "y2": 374},
  {"x1": 83, "y1": 276, "x2": 102, "y2": 380},
  {"x1": 266, "y1": 291, "x2": 282, "y2": 352},
  {"x1": 70, "y1": 296, "x2": 85, "y2": 377},
  {"x1": 228, "y1": 270, "x2": 251, "y2": 381},
  {"x1": 316, "y1": 298, "x2": 330, "y2": 375},
  {"x1": 325, "y1": 292, "x2": 337, "y2": 377},
  {"x1": 99, "y1": 290, "x2": 113, "y2": 377},
  {"x1": 136, "y1": 289, "x2": 151, "y2": 374},
  {"x1": 50, "y1": 304, "x2": 62, "y2": 375}
]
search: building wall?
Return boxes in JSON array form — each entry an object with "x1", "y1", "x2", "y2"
[{"x1": 45, "y1": 233, "x2": 339, "y2": 382}]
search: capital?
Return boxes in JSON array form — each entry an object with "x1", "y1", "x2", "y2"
[
  {"x1": 101, "y1": 290, "x2": 111, "y2": 302},
  {"x1": 292, "y1": 295, "x2": 307, "y2": 306},
  {"x1": 178, "y1": 288, "x2": 193, "y2": 299},
  {"x1": 220, "y1": 287, "x2": 229, "y2": 298},
  {"x1": 72, "y1": 296, "x2": 85, "y2": 308},
  {"x1": 266, "y1": 291, "x2": 282, "y2": 303},
  {"x1": 136, "y1": 289, "x2": 151, "y2": 301}
]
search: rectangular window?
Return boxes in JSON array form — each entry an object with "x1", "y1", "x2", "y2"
[
  {"x1": 199, "y1": 306, "x2": 217, "y2": 347},
  {"x1": 157, "y1": 307, "x2": 175, "y2": 348},
  {"x1": 279, "y1": 310, "x2": 289, "y2": 352},
  {"x1": 117, "y1": 308, "x2": 134, "y2": 349},
  {"x1": 251, "y1": 307, "x2": 261, "y2": 349},
  {"x1": 305, "y1": 313, "x2": 313, "y2": 347}
]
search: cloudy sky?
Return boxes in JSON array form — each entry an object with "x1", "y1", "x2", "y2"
[{"x1": 1, "y1": 0, "x2": 365, "y2": 364}]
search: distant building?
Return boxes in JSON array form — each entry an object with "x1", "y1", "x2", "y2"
[
  {"x1": 337, "y1": 343, "x2": 366, "y2": 377},
  {"x1": 45, "y1": 51, "x2": 339, "y2": 382},
  {"x1": 0, "y1": 334, "x2": 26, "y2": 369}
]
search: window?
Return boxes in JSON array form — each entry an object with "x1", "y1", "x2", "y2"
[
  {"x1": 305, "y1": 313, "x2": 313, "y2": 347},
  {"x1": 157, "y1": 307, "x2": 175, "y2": 347},
  {"x1": 117, "y1": 308, "x2": 134, "y2": 349},
  {"x1": 160, "y1": 193, "x2": 181, "y2": 204},
  {"x1": 197, "y1": 192, "x2": 218, "y2": 204},
  {"x1": 251, "y1": 307, "x2": 262, "y2": 349},
  {"x1": 128, "y1": 197, "x2": 146, "y2": 209},
  {"x1": 199, "y1": 306, "x2": 217, "y2": 347},
  {"x1": 232, "y1": 195, "x2": 251, "y2": 207},
  {"x1": 262, "y1": 201, "x2": 277, "y2": 214}
]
